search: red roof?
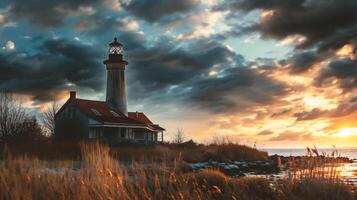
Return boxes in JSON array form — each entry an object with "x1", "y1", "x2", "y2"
[
  {"x1": 67, "y1": 98, "x2": 165, "y2": 131},
  {"x1": 128, "y1": 112, "x2": 153, "y2": 124},
  {"x1": 128, "y1": 112, "x2": 165, "y2": 131}
]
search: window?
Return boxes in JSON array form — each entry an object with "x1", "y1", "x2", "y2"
[
  {"x1": 91, "y1": 108, "x2": 101, "y2": 116},
  {"x1": 110, "y1": 110, "x2": 120, "y2": 117}
]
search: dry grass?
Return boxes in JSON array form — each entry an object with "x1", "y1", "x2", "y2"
[
  {"x1": 0, "y1": 141, "x2": 268, "y2": 162},
  {"x1": 0, "y1": 143, "x2": 355, "y2": 200},
  {"x1": 279, "y1": 147, "x2": 357, "y2": 200},
  {"x1": 279, "y1": 178, "x2": 355, "y2": 200},
  {"x1": 287, "y1": 147, "x2": 348, "y2": 181}
]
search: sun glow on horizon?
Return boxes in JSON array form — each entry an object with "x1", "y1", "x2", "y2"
[{"x1": 335, "y1": 128, "x2": 357, "y2": 137}]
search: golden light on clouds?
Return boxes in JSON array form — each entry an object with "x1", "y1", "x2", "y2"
[
  {"x1": 260, "y1": 10, "x2": 275, "y2": 19},
  {"x1": 336, "y1": 44, "x2": 354, "y2": 57},
  {"x1": 303, "y1": 96, "x2": 337, "y2": 110},
  {"x1": 279, "y1": 34, "x2": 307, "y2": 46},
  {"x1": 175, "y1": 9, "x2": 228, "y2": 41},
  {"x1": 5, "y1": 40, "x2": 15, "y2": 50},
  {"x1": 208, "y1": 70, "x2": 218, "y2": 76},
  {"x1": 0, "y1": 14, "x2": 4, "y2": 23}
]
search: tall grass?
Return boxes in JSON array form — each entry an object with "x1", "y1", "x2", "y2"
[
  {"x1": 0, "y1": 141, "x2": 268, "y2": 162},
  {"x1": 287, "y1": 147, "x2": 346, "y2": 181},
  {"x1": 281, "y1": 147, "x2": 357, "y2": 200},
  {"x1": 0, "y1": 143, "x2": 355, "y2": 200}
]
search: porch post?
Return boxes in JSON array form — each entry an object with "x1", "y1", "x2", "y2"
[
  {"x1": 161, "y1": 131, "x2": 164, "y2": 143},
  {"x1": 102, "y1": 127, "x2": 105, "y2": 141}
]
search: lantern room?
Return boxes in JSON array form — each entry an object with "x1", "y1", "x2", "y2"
[{"x1": 109, "y1": 37, "x2": 123, "y2": 55}]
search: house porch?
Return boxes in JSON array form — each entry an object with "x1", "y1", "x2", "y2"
[{"x1": 88, "y1": 126, "x2": 163, "y2": 143}]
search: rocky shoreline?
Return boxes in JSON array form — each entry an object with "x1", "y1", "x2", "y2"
[{"x1": 188, "y1": 155, "x2": 354, "y2": 177}]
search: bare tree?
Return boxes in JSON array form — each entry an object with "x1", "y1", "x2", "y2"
[
  {"x1": 0, "y1": 91, "x2": 28, "y2": 142},
  {"x1": 16, "y1": 117, "x2": 45, "y2": 143},
  {"x1": 172, "y1": 128, "x2": 185, "y2": 144},
  {"x1": 41, "y1": 101, "x2": 60, "y2": 137}
]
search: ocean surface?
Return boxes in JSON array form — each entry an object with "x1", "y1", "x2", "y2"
[{"x1": 262, "y1": 148, "x2": 357, "y2": 160}]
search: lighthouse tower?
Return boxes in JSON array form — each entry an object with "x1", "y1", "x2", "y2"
[{"x1": 104, "y1": 37, "x2": 128, "y2": 116}]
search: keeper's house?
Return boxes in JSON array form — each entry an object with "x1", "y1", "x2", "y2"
[{"x1": 54, "y1": 38, "x2": 165, "y2": 143}]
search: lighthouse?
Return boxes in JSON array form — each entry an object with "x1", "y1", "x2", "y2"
[
  {"x1": 55, "y1": 37, "x2": 165, "y2": 143},
  {"x1": 103, "y1": 37, "x2": 128, "y2": 116}
]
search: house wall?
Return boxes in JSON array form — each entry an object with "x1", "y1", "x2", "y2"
[
  {"x1": 133, "y1": 129, "x2": 158, "y2": 142},
  {"x1": 55, "y1": 102, "x2": 89, "y2": 140},
  {"x1": 55, "y1": 100, "x2": 162, "y2": 143},
  {"x1": 86, "y1": 127, "x2": 159, "y2": 143},
  {"x1": 88, "y1": 127, "x2": 137, "y2": 144}
]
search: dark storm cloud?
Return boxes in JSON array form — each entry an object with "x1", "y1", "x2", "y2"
[
  {"x1": 73, "y1": 14, "x2": 147, "y2": 50},
  {"x1": 181, "y1": 67, "x2": 289, "y2": 113},
  {"x1": 0, "y1": 38, "x2": 104, "y2": 103},
  {"x1": 124, "y1": 0, "x2": 198, "y2": 22},
  {"x1": 72, "y1": 13, "x2": 277, "y2": 114},
  {"x1": 285, "y1": 51, "x2": 321, "y2": 74},
  {"x1": 127, "y1": 40, "x2": 241, "y2": 93},
  {"x1": 315, "y1": 58, "x2": 357, "y2": 91},
  {"x1": 222, "y1": 0, "x2": 357, "y2": 51},
  {"x1": 0, "y1": 0, "x2": 298, "y2": 114},
  {"x1": 8, "y1": 0, "x2": 100, "y2": 27},
  {"x1": 116, "y1": 34, "x2": 289, "y2": 114},
  {"x1": 218, "y1": 0, "x2": 357, "y2": 95}
]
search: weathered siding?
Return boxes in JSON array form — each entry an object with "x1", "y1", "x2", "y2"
[
  {"x1": 54, "y1": 102, "x2": 89, "y2": 140},
  {"x1": 106, "y1": 63, "x2": 128, "y2": 116}
]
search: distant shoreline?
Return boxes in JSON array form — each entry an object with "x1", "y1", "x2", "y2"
[{"x1": 261, "y1": 148, "x2": 357, "y2": 160}]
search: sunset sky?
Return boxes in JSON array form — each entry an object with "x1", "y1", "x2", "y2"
[{"x1": 0, "y1": 0, "x2": 356, "y2": 148}]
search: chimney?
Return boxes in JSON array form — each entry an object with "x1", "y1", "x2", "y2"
[{"x1": 70, "y1": 91, "x2": 76, "y2": 101}]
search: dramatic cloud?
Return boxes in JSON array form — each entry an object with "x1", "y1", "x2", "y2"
[
  {"x1": 258, "y1": 130, "x2": 274, "y2": 136},
  {"x1": 295, "y1": 103, "x2": 357, "y2": 121},
  {"x1": 294, "y1": 108, "x2": 327, "y2": 121},
  {"x1": 316, "y1": 58, "x2": 357, "y2": 91},
  {"x1": 5, "y1": 41, "x2": 15, "y2": 50},
  {"x1": 0, "y1": 38, "x2": 104, "y2": 103},
  {"x1": 123, "y1": 37, "x2": 289, "y2": 114},
  {"x1": 284, "y1": 51, "x2": 321, "y2": 74},
  {"x1": 124, "y1": 0, "x2": 198, "y2": 22},
  {"x1": 228, "y1": 0, "x2": 357, "y2": 51},
  {"x1": 1, "y1": 0, "x2": 356, "y2": 146},
  {"x1": 128, "y1": 40, "x2": 239, "y2": 91},
  {"x1": 270, "y1": 131, "x2": 313, "y2": 141},
  {"x1": 7, "y1": 0, "x2": 100, "y2": 27},
  {"x1": 182, "y1": 67, "x2": 288, "y2": 113}
]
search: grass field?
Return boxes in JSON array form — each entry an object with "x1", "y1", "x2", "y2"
[
  {"x1": 0, "y1": 142, "x2": 355, "y2": 200},
  {"x1": 0, "y1": 141, "x2": 269, "y2": 162}
]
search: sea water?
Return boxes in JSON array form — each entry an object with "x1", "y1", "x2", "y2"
[{"x1": 263, "y1": 148, "x2": 357, "y2": 160}]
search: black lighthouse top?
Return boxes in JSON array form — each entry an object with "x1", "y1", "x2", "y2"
[
  {"x1": 109, "y1": 37, "x2": 123, "y2": 54},
  {"x1": 104, "y1": 37, "x2": 128, "y2": 64}
]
